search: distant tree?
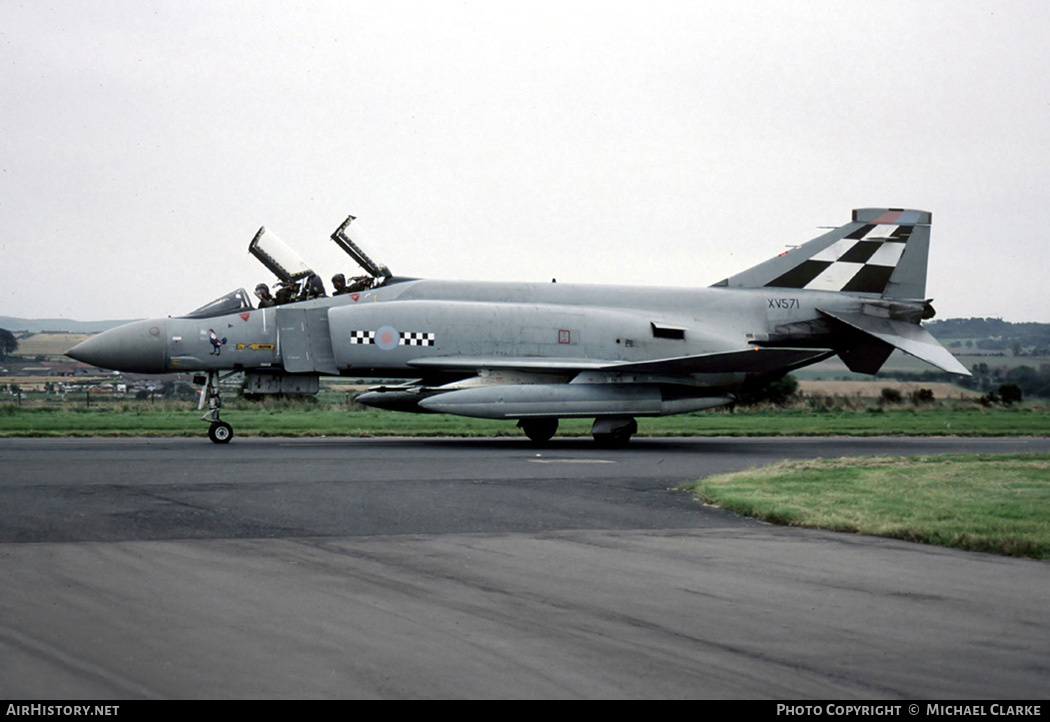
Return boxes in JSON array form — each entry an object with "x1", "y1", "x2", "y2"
[
  {"x1": 978, "y1": 338, "x2": 1007, "y2": 351},
  {"x1": 762, "y1": 374, "x2": 800, "y2": 406},
  {"x1": 738, "y1": 374, "x2": 799, "y2": 406},
  {"x1": 910, "y1": 388, "x2": 935, "y2": 405},
  {"x1": 160, "y1": 380, "x2": 199, "y2": 402},
  {"x1": 998, "y1": 383, "x2": 1023, "y2": 406},
  {"x1": 880, "y1": 387, "x2": 903, "y2": 404},
  {"x1": 0, "y1": 328, "x2": 17, "y2": 361}
]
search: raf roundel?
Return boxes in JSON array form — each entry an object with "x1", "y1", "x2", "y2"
[{"x1": 375, "y1": 325, "x2": 399, "y2": 351}]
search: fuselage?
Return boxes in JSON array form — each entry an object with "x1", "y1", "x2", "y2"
[{"x1": 67, "y1": 277, "x2": 862, "y2": 385}]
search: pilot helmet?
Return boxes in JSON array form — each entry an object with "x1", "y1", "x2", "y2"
[{"x1": 254, "y1": 283, "x2": 269, "y2": 296}]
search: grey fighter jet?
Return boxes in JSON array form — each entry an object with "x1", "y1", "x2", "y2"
[{"x1": 67, "y1": 208, "x2": 969, "y2": 445}]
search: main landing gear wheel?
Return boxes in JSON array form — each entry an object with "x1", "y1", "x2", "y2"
[
  {"x1": 208, "y1": 421, "x2": 233, "y2": 444},
  {"x1": 518, "y1": 418, "x2": 559, "y2": 443},
  {"x1": 591, "y1": 417, "x2": 637, "y2": 449}
]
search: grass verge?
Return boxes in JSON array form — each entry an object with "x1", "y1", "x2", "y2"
[
  {"x1": 683, "y1": 454, "x2": 1050, "y2": 559},
  {"x1": 2, "y1": 403, "x2": 1049, "y2": 437}
]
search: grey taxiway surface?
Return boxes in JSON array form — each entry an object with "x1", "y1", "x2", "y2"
[{"x1": 2, "y1": 436, "x2": 1048, "y2": 699}]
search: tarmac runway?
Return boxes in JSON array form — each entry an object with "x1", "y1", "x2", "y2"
[{"x1": 1, "y1": 435, "x2": 1048, "y2": 698}]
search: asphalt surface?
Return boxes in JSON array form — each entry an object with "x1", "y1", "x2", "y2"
[{"x1": 1, "y1": 435, "x2": 1048, "y2": 698}]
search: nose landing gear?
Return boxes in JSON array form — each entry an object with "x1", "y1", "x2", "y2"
[{"x1": 197, "y1": 371, "x2": 237, "y2": 444}]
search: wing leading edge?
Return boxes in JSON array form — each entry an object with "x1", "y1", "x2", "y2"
[{"x1": 406, "y1": 346, "x2": 833, "y2": 376}]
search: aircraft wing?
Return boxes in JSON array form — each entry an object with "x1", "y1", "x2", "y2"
[
  {"x1": 407, "y1": 347, "x2": 833, "y2": 376},
  {"x1": 602, "y1": 347, "x2": 834, "y2": 374},
  {"x1": 407, "y1": 357, "x2": 612, "y2": 372}
]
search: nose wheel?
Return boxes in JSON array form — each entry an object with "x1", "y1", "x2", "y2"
[
  {"x1": 198, "y1": 371, "x2": 237, "y2": 443},
  {"x1": 208, "y1": 421, "x2": 233, "y2": 444}
]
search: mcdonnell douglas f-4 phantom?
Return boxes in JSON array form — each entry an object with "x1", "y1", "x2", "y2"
[{"x1": 67, "y1": 208, "x2": 969, "y2": 446}]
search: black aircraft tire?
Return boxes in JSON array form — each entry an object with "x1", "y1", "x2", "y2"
[
  {"x1": 519, "y1": 418, "x2": 559, "y2": 443},
  {"x1": 208, "y1": 421, "x2": 233, "y2": 444},
  {"x1": 593, "y1": 431, "x2": 632, "y2": 449}
]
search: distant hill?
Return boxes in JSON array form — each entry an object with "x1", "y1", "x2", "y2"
[
  {"x1": 926, "y1": 317, "x2": 1050, "y2": 339},
  {"x1": 0, "y1": 316, "x2": 135, "y2": 334},
  {"x1": 15, "y1": 333, "x2": 95, "y2": 357},
  {"x1": 926, "y1": 318, "x2": 1050, "y2": 354}
]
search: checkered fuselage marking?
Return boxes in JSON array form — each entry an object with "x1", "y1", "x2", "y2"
[
  {"x1": 766, "y1": 224, "x2": 912, "y2": 293},
  {"x1": 349, "y1": 330, "x2": 436, "y2": 346}
]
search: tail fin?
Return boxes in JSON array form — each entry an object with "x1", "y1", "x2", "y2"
[
  {"x1": 719, "y1": 208, "x2": 969, "y2": 376},
  {"x1": 715, "y1": 208, "x2": 931, "y2": 299}
]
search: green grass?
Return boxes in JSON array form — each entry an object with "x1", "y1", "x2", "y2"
[
  {"x1": 684, "y1": 454, "x2": 1050, "y2": 559},
  {"x1": 1, "y1": 401, "x2": 1049, "y2": 437}
]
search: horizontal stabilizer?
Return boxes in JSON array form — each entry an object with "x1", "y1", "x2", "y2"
[{"x1": 819, "y1": 309, "x2": 971, "y2": 376}]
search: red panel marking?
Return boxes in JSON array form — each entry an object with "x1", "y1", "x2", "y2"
[
  {"x1": 871, "y1": 210, "x2": 903, "y2": 224},
  {"x1": 350, "y1": 293, "x2": 360, "y2": 302},
  {"x1": 239, "y1": 312, "x2": 251, "y2": 322},
  {"x1": 558, "y1": 329, "x2": 571, "y2": 344}
]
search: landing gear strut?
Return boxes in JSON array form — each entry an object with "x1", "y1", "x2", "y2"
[
  {"x1": 197, "y1": 370, "x2": 237, "y2": 444},
  {"x1": 591, "y1": 417, "x2": 637, "y2": 449}
]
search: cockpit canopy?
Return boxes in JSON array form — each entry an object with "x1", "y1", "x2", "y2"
[
  {"x1": 181, "y1": 289, "x2": 253, "y2": 319},
  {"x1": 178, "y1": 214, "x2": 396, "y2": 319}
]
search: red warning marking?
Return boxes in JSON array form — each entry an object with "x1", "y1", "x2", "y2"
[
  {"x1": 350, "y1": 293, "x2": 360, "y2": 302},
  {"x1": 558, "y1": 329, "x2": 571, "y2": 344},
  {"x1": 871, "y1": 210, "x2": 903, "y2": 224},
  {"x1": 239, "y1": 312, "x2": 251, "y2": 322}
]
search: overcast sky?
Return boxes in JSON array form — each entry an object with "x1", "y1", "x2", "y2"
[{"x1": 3, "y1": 0, "x2": 1049, "y2": 322}]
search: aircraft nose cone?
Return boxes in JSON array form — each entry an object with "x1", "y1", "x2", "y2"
[{"x1": 66, "y1": 319, "x2": 168, "y2": 373}]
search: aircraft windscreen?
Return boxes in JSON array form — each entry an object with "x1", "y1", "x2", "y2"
[{"x1": 181, "y1": 288, "x2": 253, "y2": 319}]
